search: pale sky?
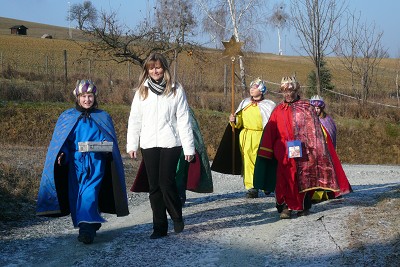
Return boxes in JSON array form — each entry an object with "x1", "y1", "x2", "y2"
[{"x1": 0, "y1": 0, "x2": 398, "y2": 57}]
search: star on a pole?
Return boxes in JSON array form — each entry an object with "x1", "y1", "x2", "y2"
[{"x1": 222, "y1": 35, "x2": 244, "y2": 58}]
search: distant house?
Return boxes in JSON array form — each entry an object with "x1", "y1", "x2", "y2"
[{"x1": 10, "y1": 25, "x2": 28, "y2": 35}]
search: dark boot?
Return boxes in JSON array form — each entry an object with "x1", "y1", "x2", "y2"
[
  {"x1": 150, "y1": 232, "x2": 168, "y2": 239},
  {"x1": 173, "y1": 219, "x2": 184, "y2": 233},
  {"x1": 246, "y1": 188, "x2": 259, "y2": 198},
  {"x1": 77, "y1": 223, "x2": 96, "y2": 244}
]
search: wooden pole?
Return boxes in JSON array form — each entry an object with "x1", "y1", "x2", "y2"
[
  {"x1": 231, "y1": 56, "x2": 235, "y2": 174},
  {"x1": 224, "y1": 64, "x2": 227, "y2": 97},
  {"x1": 221, "y1": 35, "x2": 243, "y2": 175}
]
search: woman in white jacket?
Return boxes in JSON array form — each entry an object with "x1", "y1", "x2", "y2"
[{"x1": 127, "y1": 53, "x2": 195, "y2": 239}]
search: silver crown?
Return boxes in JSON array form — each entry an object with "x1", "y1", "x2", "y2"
[{"x1": 281, "y1": 76, "x2": 298, "y2": 84}]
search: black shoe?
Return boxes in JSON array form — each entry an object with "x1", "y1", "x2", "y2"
[
  {"x1": 77, "y1": 232, "x2": 94, "y2": 244},
  {"x1": 263, "y1": 190, "x2": 272, "y2": 196},
  {"x1": 150, "y1": 232, "x2": 168, "y2": 239},
  {"x1": 93, "y1": 223, "x2": 102, "y2": 231},
  {"x1": 78, "y1": 223, "x2": 96, "y2": 244},
  {"x1": 173, "y1": 220, "x2": 184, "y2": 233},
  {"x1": 246, "y1": 189, "x2": 259, "y2": 198}
]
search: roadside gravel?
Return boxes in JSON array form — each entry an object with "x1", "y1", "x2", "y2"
[{"x1": 0, "y1": 164, "x2": 399, "y2": 267}]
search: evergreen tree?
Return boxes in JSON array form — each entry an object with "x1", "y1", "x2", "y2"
[{"x1": 307, "y1": 59, "x2": 334, "y2": 98}]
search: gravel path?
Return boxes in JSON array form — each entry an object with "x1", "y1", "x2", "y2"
[{"x1": 1, "y1": 164, "x2": 399, "y2": 267}]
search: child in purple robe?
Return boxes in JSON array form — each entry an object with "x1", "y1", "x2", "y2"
[{"x1": 310, "y1": 95, "x2": 337, "y2": 148}]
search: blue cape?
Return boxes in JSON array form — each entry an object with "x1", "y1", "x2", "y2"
[{"x1": 36, "y1": 108, "x2": 129, "y2": 217}]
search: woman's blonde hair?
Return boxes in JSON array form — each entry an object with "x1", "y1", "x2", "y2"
[{"x1": 137, "y1": 53, "x2": 174, "y2": 99}]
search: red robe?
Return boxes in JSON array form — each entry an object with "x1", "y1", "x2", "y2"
[
  {"x1": 322, "y1": 125, "x2": 352, "y2": 197},
  {"x1": 257, "y1": 99, "x2": 344, "y2": 211}
]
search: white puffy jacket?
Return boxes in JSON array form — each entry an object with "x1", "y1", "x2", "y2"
[{"x1": 126, "y1": 82, "x2": 195, "y2": 156}]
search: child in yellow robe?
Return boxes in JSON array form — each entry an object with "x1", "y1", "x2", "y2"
[{"x1": 229, "y1": 78, "x2": 276, "y2": 198}]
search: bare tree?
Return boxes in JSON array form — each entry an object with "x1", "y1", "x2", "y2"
[
  {"x1": 334, "y1": 11, "x2": 387, "y2": 102},
  {"x1": 268, "y1": 2, "x2": 290, "y2": 55},
  {"x1": 69, "y1": 1, "x2": 98, "y2": 30},
  {"x1": 202, "y1": 6, "x2": 227, "y2": 48},
  {"x1": 81, "y1": 11, "x2": 155, "y2": 66},
  {"x1": 79, "y1": 1, "x2": 198, "y2": 69},
  {"x1": 290, "y1": 0, "x2": 345, "y2": 95},
  {"x1": 155, "y1": 0, "x2": 196, "y2": 47},
  {"x1": 195, "y1": 0, "x2": 268, "y2": 96},
  {"x1": 154, "y1": 0, "x2": 197, "y2": 80}
]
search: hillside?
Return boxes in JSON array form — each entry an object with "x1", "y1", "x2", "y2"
[{"x1": 0, "y1": 16, "x2": 86, "y2": 40}]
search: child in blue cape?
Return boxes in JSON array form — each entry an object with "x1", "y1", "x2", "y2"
[{"x1": 37, "y1": 80, "x2": 129, "y2": 244}]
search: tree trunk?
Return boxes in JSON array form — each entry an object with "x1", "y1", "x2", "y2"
[
  {"x1": 239, "y1": 56, "x2": 246, "y2": 97},
  {"x1": 316, "y1": 65, "x2": 321, "y2": 96}
]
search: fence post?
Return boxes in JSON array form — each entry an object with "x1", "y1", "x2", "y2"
[
  {"x1": 64, "y1": 50, "x2": 68, "y2": 82},
  {"x1": 396, "y1": 71, "x2": 400, "y2": 107}
]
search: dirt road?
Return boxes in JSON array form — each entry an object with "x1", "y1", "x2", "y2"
[{"x1": 1, "y1": 164, "x2": 399, "y2": 267}]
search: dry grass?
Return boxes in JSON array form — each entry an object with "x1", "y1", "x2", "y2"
[
  {"x1": 0, "y1": 102, "x2": 399, "y2": 164},
  {"x1": 0, "y1": 146, "x2": 47, "y2": 221}
]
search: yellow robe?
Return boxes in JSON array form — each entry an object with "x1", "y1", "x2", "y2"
[{"x1": 235, "y1": 103, "x2": 264, "y2": 189}]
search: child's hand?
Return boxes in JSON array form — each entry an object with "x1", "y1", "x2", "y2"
[{"x1": 57, "y1": 153, "x2": 64, "y2": 166}]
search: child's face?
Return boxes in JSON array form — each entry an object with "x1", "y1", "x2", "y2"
[
  {"x1": 249, "y1": 84, "x2": 262, "y2": 98},
  {"x1": 314, "y1": 106, "x2": 322, "y2": 116},
  {"x1": 79, "y1": 93, "x2": 95, "y2": 109}
]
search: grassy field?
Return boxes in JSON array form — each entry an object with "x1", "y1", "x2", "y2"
[{"x1": 0, "y1": 17, "x2": 399, "y2": 221}]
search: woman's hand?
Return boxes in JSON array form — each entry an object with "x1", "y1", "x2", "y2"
[
  {"x1": 185, "y1": 154, "x2": 195, "y2": 162},
  {"x1": 128, "y1": 150, "x2": 137, "y2": 160},
  {"x1": 57, "y1": 153, "x2": 64, "y2": 166}
]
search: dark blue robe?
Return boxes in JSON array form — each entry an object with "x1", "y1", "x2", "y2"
[{"x1": 37, "y1": 108, "x2": 129, "y2": 226}]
